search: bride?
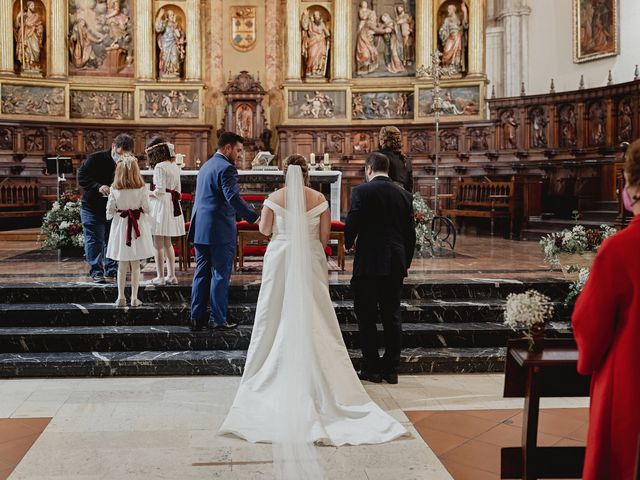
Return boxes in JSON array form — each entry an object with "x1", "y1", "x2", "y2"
[{"x1": 219, "y1": 155, "x2": 408, "y2": 478}]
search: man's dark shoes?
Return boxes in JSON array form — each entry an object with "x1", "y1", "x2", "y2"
[
  {"x1": 382, "y1": 371, "x2": 399, "y2": 384},
  {"x1": 357, "y1": 370, "x2": 382, "y2": 383},
  {"x1": 213, "y1": 322, "x2": 238, "y2": 331},
  {"x1": 189, "y1": 321, "x2": 209, "y2": 332}
]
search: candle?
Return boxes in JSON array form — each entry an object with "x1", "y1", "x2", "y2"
[
  {"x1": 310, "y1": 153, "x2": 316, "y2": 164},
  {"x1": 323, "y1": 153, "x2": 329, "y2": 164}
]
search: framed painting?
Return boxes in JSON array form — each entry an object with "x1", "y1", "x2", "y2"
[
  {"x1": 573, "y1": 0, "x2": 618, "y2": 63},
  {"x1": 351, "y1": 91, "x2": 414, "y2": 120},
  {"x1": 417, "y1": 85, "x2": 481, "y2": 119},
  {"x1": 286, "y1": 89, "x2": 348, "y2": 122}
]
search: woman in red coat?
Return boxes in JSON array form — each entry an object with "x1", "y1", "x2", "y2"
[{"x1": 572, "y1": 139, "x2": 640, "y2": 480}]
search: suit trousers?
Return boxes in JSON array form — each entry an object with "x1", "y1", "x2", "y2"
[
  {"x1": 352, "y1": 275, "x2": 404, "y2": 373},
  {"x1": 190, "y1": 243, "x2": 235, "y2": 325}
]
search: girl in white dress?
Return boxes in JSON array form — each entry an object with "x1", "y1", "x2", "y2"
[
  {"x1": 146, "y1": 138, "x2": 185, "y2": 285},
  {"x1": 106, "y1": 155, "x2": 155, "y2": 307},
  {"x1": 219, "y1": 156, "x2": 408, "y2": 479}
]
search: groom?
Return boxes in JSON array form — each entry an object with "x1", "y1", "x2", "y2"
[
  {"x1": 345, "y1": 152, "x2": 416, "y2": 384},
  {"x1": 189, "y1": 132, "x2": 259, "y2": 332}
]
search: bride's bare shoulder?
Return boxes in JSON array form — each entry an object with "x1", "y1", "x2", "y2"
[{"x1": 267, "y1": 188, "x2": 285, "y2": 207}]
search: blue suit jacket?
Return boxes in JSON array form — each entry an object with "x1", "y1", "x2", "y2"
[{"x1": 188, "y1": 153, "x2": 258, "y2": 245}]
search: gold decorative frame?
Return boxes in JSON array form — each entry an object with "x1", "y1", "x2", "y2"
[
  {"x1": 573, "y1": 0, "x2": 619, "y2": 63},
  {"x1": 0, "y1": 79, "x2": 69, "y2": 121}
]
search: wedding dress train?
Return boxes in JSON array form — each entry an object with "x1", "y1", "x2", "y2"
[{"x1": 219, "y1": 167, "x2": 407, "y2": 472}]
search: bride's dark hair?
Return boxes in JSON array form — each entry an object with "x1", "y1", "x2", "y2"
[{"x1": 284, "y1": 154, "x2": 310, "y2": 185}]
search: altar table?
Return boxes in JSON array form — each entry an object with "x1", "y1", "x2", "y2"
[{"x1": 141, "y1": 169, "x2": 342, "y2": 221}]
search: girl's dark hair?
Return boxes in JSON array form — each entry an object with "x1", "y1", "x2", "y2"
[
  {"x1": 145, "y1": 136, "x2": 173, "y2": 167},
  {"x1": 284, "y1": 154, "x2": 310, "y2": 185}
]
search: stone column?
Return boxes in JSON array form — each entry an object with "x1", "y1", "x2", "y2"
[
  {"x1": 468, "y1": 0, "x2": 485, "y2": 76},
  {"x1": 0, "y1": 0, "x2": 14, "y2": 75},
  {"x1": 185, "y1": 0, "x2": 201, "y2": 81},
  {"x1": 49, "y1": 0, "x2": 68, "y2": 78},
  {"x1": 331, "y1": 0, "x2": 349, "y2": 81},
  {"x1": 486, "y1": 25, "x2": 504, "y2": 97},
  {"x1": 415, "y1": 0, "x2": 432, "y2": 72},
  {"x1": 495, "y1": 0, "x2": 531, "y2": 97},
  {"x1": 136, "y1": 0, "x2": 154, "y2": 81},
  {"x1": 285, "y1": 0, "x2": 301, "y2": 82}
]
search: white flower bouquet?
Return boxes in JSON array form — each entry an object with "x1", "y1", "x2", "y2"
[
  {"x1": 504, "y1": 290, "x2": 555, "y2": 351},
  {"x1": 540, "y1": 224, "x2": 616, "y2": 266},
  {"x1": 565, "y1": 267, "x2": 590, "y2": 307},
  {"x1": 413, "y1": 193, "x2": 436, "y2": 256},
  {"x1": 41, "y1": 192, "x2": 84, "y2": 249}
]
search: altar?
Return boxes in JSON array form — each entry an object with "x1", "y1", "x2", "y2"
[{"x1": 141, "y1": 169, "x2": 343, "y2": 221}]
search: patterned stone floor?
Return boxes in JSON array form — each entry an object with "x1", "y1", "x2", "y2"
[
  {"x1": 0, "y1": 234, "x2": 562, "y2": 284},
  {"x1": 0, "y1": 374, "x2": 588, "y2": 480}
]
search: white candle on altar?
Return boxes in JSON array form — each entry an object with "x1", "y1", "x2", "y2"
[
  {"x1": 310, "y1": 153, "x2": 316, "y2": 164},
  {"x1": 323, "y1": 153, "x2": 329, "y2": 164}
]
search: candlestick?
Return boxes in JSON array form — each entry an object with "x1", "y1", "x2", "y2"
[{"x1": 310, "y1": 153, "x2": 316, "y2": 164}]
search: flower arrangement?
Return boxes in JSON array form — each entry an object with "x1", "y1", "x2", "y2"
[
  {"x1": 40, "y1": 192, "x2": 84, "y2": 249},
  {"x1": 540, "y1": 224, "x2": 616, "y2": 265},
  {"x1": 565, "y1": 267, "x2": 590, "y2": 307},
  {"x1": 504, "y1": 290, "x2": 555, "y2": 351},
  {"x1": 413, "y1": 192, "x2": 436, "y2": 255}
]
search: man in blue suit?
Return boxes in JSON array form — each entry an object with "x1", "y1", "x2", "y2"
[{"x1": 189, "y1": 132, "x2": 259, "y2": 332}]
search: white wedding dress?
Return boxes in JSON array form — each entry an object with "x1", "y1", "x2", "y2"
[{"x1": 219, "y1": 166, "x2": 407, "y2": 478}]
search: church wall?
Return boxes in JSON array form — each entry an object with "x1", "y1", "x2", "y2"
[{"x1": 528, "y1": 0, "x2": 640, "y2": 95}]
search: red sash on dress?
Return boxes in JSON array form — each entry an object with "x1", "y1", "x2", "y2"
[
  {"x1": 117, "y1": 208, "x2": 143, "y2": 246},
  {"x1": 166, "y1": 189, "x2": 182, "y2": 217}
]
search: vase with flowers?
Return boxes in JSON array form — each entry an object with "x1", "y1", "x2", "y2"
[
  {"x1": 504, "y1": 289, "x2": 555, "y2": 352},
  {"x1": 412, "y1": 192, "x2": 437, "y2": 257},
  {"x1": 41, "y1": 192, "x2": 84, "y2": 256}
]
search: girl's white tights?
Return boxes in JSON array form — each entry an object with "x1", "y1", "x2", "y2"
[
  {"x1": 152, "y1": 235, "x2": 176, "y2": 280},
  {"x1": 116, "y1": 260, "x2": 141, "y2": 306}
]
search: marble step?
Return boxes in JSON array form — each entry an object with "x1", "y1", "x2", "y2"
[
  {"x1": 0, "y1": 300, "x2": 571, "y2": 327},
  {"x1": 0, "y1": 347, "x2": 507, "y2": 377},
  {"x1": 0, "y1": 321, "x2": 573, "y2": 353},
  {"x1": 0, "y1": 278, "x2": 570, "y2": 304}
]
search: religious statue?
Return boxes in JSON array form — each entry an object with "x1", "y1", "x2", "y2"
[
  {"x1": 69, "y1": 19, "x2": 104, "y2": 68},
  {"x1": 380, "y1": 13, "x2": 405, "y2": 74},
  {"x1": 470, "y1": 128, "x2": 489, "y2": 151},
  {"x1": 560, "y1": 106, "x2": 577, "y2": 147},
  {"x1": 395, "y1": 5, "x2": 414, "y2": 66},
  {"x1": 618, "y1": 101, "x2": 633, "y2": 143},
  {"x1": 590, "y1": 103, "x2": 606, "y2": 146},
  {"x1": 355, "y1": 1, "x2": 380, "y2": 75},
  {"x1": 14, "y1": 1, "x2": 45, "y2": 74},
  {"x1": 439, "y1": 2, "x2": 468, "y2": 74},
  {"x1": 301, "y1": 9, "x2": 330, "y2": 79},
  {"x1": 155, "y1": 8, "x2": 186, "y2": 79},
  {"x1": 531, "y1": 108, "x2": 548, "y2": 148},
  {"x1": 235, "y1": 104, "x2": 254, "y2": 138},
  {"x1": 502, "y1": 110, "x2": 519, "y2": 149}
]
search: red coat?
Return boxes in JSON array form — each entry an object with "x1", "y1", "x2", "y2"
[{"x1": 573, "y1": 216, "x2": 640, "y2": 480}]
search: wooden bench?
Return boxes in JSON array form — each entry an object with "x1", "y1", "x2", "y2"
[
  {"x1": 502, "y1": 338, "x2": 590, "y2": 479},
  {"x1": 0, "y1": 178, "x2": 45, "y2": 219},
  {"x1": 441, "y1": 177, "x2": 516, "y2": 237}
]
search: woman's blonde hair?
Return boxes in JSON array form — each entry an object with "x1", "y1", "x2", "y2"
[
  {"x1": 284, "y1": 154, "x2": 310, "y2": 185},
  {"x1": 624, "y1": 139, "x2": 640, "y2": 187},
  {"x1": 112, "y1": 155, "x2": 145, "y2": 190}
]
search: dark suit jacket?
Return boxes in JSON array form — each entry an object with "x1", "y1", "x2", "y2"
[
  {"x1": 378, "y1": 147, "x2": 413, "y2": 192},
  {"x1": 345, "y1": 176, "x2": 416, "y2": 278},
  {"x1": 188, "y1": 152, "x2": 258, "y2": 245},
  {"x1": 78, "y1": 149, "x2": 115, "y2": 216}
]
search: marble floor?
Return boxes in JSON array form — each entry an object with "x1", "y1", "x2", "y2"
[
  {"x1": 0, "y1": 374, "x2": 588, "y2": 480},
  {"x1": 0, "y1": 234, "x2": 562, "y2": 284}
]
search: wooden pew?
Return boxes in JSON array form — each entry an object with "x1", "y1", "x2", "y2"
[
  {"x1": 441, "y1": 177, "x2": 517, "y2": 237},
  {"x1": 0, "y1": 177, "x2": 45, "y2": 219},
  {"x1": 501, "y1": 338, "x2": 590, "y2": 479}
]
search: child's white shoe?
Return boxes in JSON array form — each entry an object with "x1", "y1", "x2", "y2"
[
  {"x1": 150, "y1": 277, "x2": 165, "y2": 286},
  {"x1": 130, "y1": 298, "x2": 143, "y2": 307},
  {"x1": 164, "y1": 276, "x2": 178, "y2": 285},
  {"x1": 114, "y1": 298, "x2": 127, "y2": 307}
]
